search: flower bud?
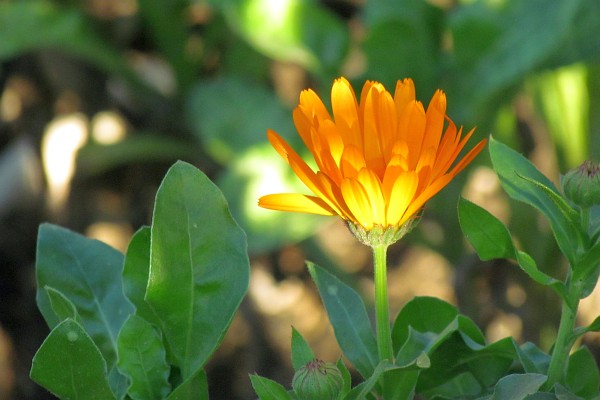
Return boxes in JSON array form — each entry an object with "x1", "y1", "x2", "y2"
[
  {"x1": 292, "y1": 359, "x2": 343, "y2": 400},
  {"x1": 561, "y1": 160, "x2": 600, "y2": 208}
]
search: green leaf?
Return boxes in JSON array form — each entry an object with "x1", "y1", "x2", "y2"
[
  {"x1": 489, "y1": 137, "x2": 583, "y2": 264},
  {"x1": 491, "y1": 373, "x2": 547, "y2": 400},
  {"x1": 250, "y1": 375, "x2": 293, "y2": 400},
  {"x1": 566, "y1": 347, "x2": 600, "y2": 399},
  {"x1": 117, "y1": 315, "x2": 170, "y2": 400},
  {"x1": 30, "y1": 319, "x2": 116, "y2": 400},
  {"x1": 224, "y1": 0, "x2": 349, "y2": 75},
  {"x1": 337, "y1": 358, "x2": 352, "y2": 400},
  {"x1": 291, "y1": 326, "x2": 316, "y2": 371},
  {"x1": 167, "y1": 370, "x2": 209, "y2": 400},
  {"x1": 45, "y1": 286, "x2": 82, "y2": 325},
  {"x1": 146, "y1": 161, "x2": 250, "y2": 379},
  {"x1": 0, "y1": 1, "x2": 158, "y2": 100},
  {"x1": 572, "y1": 240, "x2": 600, "y2": 298},
  {"x1": 516, "y1": 342, "x2": 551, "y2": 374},
  {"x1": 344, "y1": 362, "x2": 391, "y2": 400},
  {"x1": 122, "y1": 227, "x2": 161, "y2": 326},
  {"x1": 392, "y1": 296, "x2": 459, "y2": 355},
  {"x1": 35, "y1": 224, "x2": 134, "y2": 370},
  {"x1": 186, "y1": 77, "x2": 294, "y2": 164},
  {"x1": 458, "y1": 197, "x2": 567, "y2": 300},
  {"x1": 307, "y1": 262, "x2": 378, "y2": 379},
  {"x1": 419, "y1": 372, "x2": 482, "y2": 399},
  {"x1": 554, "y1": 384, "x2": 585, "y2": 400}
]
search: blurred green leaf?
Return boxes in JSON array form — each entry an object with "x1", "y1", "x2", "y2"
[
  {"x1": 458, "y1": 197, "x2": 567, "y2": 299},
  {"x1": 224, "y1": 0, "x2": 349, "y2": 76},
  {"x1": 337, "y1": 358, "x2": 352, "y2": 399},
  {"x1": 0, "y1": 1, "x2": 158, "y2": 99},
  {"x1": 420, "y1": 372, "x2": 482, "y2": 399},
  {"x1": 566, "y1": 347, "x2": 600, "y2": 399},
  {"x1": 489, "y1": 137, "x2": 584, "y2": 264},
  {"x1": 249, "y1": 375, "x2": 293, "y2": 400},
  {"x1": 516, "y1": 342, "x2": 551, "y2": 375},
  {"x1": 186, "y1": 77, "x2": 294, "y2": 164},
  {"x1": 167, "y1": 370, "x2": 209, "y2": 400},
  {"x1": 122, "y1": 227, "x2": 161, "y2": 327},
  {"x1": 308, "y1": 262, "x2": 378, "y2": 379},
  {"x1": 146, "y1": 161, "x2": 249, "y2": 379},
  {"x1": 361, "y1": 0, "x2": 443, "y2": 94},
  {"x1": 291, "y1": 326, "x2": 316, "y2": 371},
  {"x1": 117, "y1": 315, "x2": 171, "y2": 400},
  {"x1": 35, "y1": 223, "x2": 134, "y2": 371},
  {"x1": 137, "y1": 0, "x2": 196, "y2": 90},
  {"x1": 45, "y1": 286, "x2": 82, "y2": 325},
  {"x1": 217, "y1": 142, "x2": 324, "y2": 253},
  {"x1": 344, "y1": 362, "x2": 390, "y2": 400},
  {"x1": 490, "y1": 373, "x2": 547, "y2": 400},
  {"x1": 554, "y1": 384, "x2": 585, "y2": 400},
  {"x1": 76, "y1": 135, "x2": 198, "y2": 178},
  {"x1": 30, "y1": 319, "x2": 116, "y2": 400}
]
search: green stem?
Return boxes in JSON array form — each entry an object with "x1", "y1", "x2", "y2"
[
  {"x1": 545, "y1": 281, "x2": 584, "y2": 389},
  {"x1": 373, "y1": 244, "x2": 393, "y2": 362}
]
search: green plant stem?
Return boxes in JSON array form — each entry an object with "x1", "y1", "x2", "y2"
[
  {"x1": 545, "y1": 281, "x2": 584, "y2": 389},
  {"x1": 373, "y1": 244, "x2": 393, "y2": 362}
]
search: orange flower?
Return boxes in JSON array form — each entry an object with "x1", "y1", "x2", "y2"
[{"x1": 259, "y1": 77, "x2": 486, "y2": 236}]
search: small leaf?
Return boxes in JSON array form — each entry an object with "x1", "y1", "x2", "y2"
[
  {"x1": 250, "y1": 375, "x2": 293, "y2": 400},
  {"x1": 516, "y1": 342, "x2": 551, "y2": 374},
  {"x1": 146, "y1": 161, "x2": 250, "y2": 379},
  {"x1": 117, "y1": 315, "x2": 170, "y2": 400},
  {"x1": 337, "y1": 358, "x2": 351, "y2": 399},
  {"x1": 291, "y1": 326, "x2": 316, "y2": 371},
  {"x1": 491, "y1": 373, "x2": 547, "y2": 400},
  {"x1": 45, "y1": 286, "x2": 81, "y2": 324},
  {"x1": 30, "y1": 319, "x2": 115, "y2": 399},
  {"x1": 566, "y1": 347, "x2": 600, "y2": 399},
  {"x1": 167, "y1": 370, "x2": 209, "y2": 400},
  {"x1": 308, "y1": 262, "x2": 378, "y2": 379}
]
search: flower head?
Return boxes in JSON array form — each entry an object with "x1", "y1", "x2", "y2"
[{"x1": 259, "y1": 77, "x2": 486, "y2": 243}]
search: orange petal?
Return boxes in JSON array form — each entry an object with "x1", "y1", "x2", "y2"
[
  {"x1": 299, "y1": 88, "x2": 330, "y2": 122},
  {"x1": 332, "y1": 77, "x2": 362, "y2": 149},
  {"x1": 397, "y1": 100, "x2": 426, "y2": 168},
  {"x1": 341, "y1": 177, "x2": 373, "y2": 229},
  {"x1": 422, "y1": 90, "x2": 446, "y2": 155},
  {"x1": 258, "y1": 193, "x2": 336, "y2": 216},
  {"x1": 386, "y1": 171, "x2": 419, "y2": 225},
  {"x1": 394, "y1": 78, "x2": 416, "y2": 114},
  {"x1": 356, "y1": 168, "x2": 386, "y2": 225},
  {"x1": 340, "y1": 144, "x2": 366, "y2": 179},
  {"x1": 402, "y1": 174, "x2": 453, "y2": 224}
]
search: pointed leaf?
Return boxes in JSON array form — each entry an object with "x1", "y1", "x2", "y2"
[
  {"x1": 337, "y1": 358, "x2": 352, "y2": 399},
  {"x1": 489, "y1": 137, "x2": 583, "y2": 263},
  {"x1": 167, "y1": 370, "x2": 209, "y2": 400},
  {"x1": 308, "y1": 262, "x2": 378, "y2": 379},
  {"x1": 566, "y1": 347, "x2": 600, "y2": 399},
  {"x1": 122, "y1": 227, "x2": 160, "y2": 326},
  {"x1": 291, "y1": 326, "x2": 316, "y2": 371},
  {"x1": 250, "y1": 375, "x2": 293, "y2": 400},
  {"x1": 30, "y1": 319, "x2": 115, "y2": 399},
  {"x1": 146, "y1": 161, "x2": 250, "y2": 379},
  {"x1": 117, "y1": 315, "x2": 170, "y2": 400},
  {"x1": 45, "y1": 286, "x2": 82, "y2": 325},
  {"x1": 491, "y1": 373, "x2": 547, "y2": 400},
  {"x1": 345, "y1": 362, "x2": 392, "y2": 400},
  {"x1": 35, "y1": 223, "x2": 134, "y2": 369},
  {"x1": 516, "y1": 342, "x2": 551, "y2": 374}
]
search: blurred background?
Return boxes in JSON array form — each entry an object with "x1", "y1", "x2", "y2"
[{"x1": 0, "y1": 0, "x2": 599, "y2": 398}]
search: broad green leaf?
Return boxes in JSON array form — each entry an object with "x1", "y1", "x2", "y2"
[
  {"x1": 35, "y1": 223, "x2": 134, "y2": 370},
  {"x1": 344, "y1": 362, "x2": 391, "y2": 400},
  {"x1": 490, "y1": 373, "x2": 547, "y2": 400},
  {"x1": 566, "y1": 347, "x2": 600, "y2": 399},
  {"x1": 117, "y1": 315, "x2": 170, "y2": 400},
  {"x1": 224, "y1": 0, "x2": 349, "y2": 76},
  {"x1": 30, "y1": 319, "x2": 115, "y2": 400},
  {"x1": 146, "y1": 161, "x2": 250, "y2": 379},
  {"x1": 554, "y1": 384, "x2": 585, "y2": 400},
  {"x1": 458, "y1": 197, "x2": 567, "y2": 300},
  {"x1": 382, "y1": 368, "x2": 420, "y2": 400},
  {"x1": 489, "y1": 137, "x2": 583, "y2": 264},
  {"x1": 291, "y1": 326, "x2": 316, "y2": 371},
  {"x1": 249, "y1": 375, "x2": 293, "y2": 400},
  {"x1": 572, "y1": 240, "x2": 600, "y2": 298},
  {"x1": 45, "y1": 286, "x2": 82, "y2": 325},
  {"x1": 392, "y1": 296, "x2": 458, "y2": 355},
  {"x1": 167, "y1": 370, "x2": 209, "y2": 400},
  {"x1": 308, "y1": 262, "x2": 378, "y2": 379},
  {"x1": 122, "y1": 227, "x2": 160, "y2": 326}
]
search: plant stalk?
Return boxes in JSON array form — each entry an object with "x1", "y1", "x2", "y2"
[
  {"x1": 373, "y1": 244, "x2": 393, "y2": 362},
  {"x1": 545, "y1": 281, "x2": 583, "y2": 389}
]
